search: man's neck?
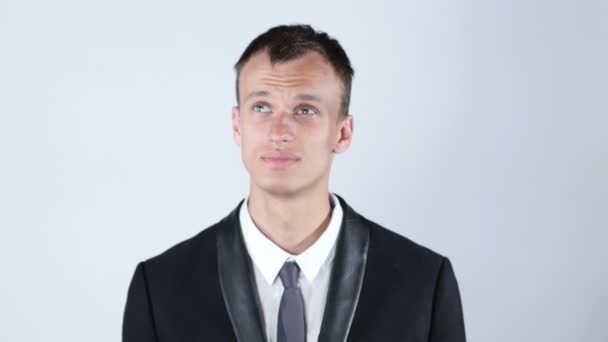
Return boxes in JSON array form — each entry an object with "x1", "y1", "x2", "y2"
[{"x1": 247, "y1": 186, "x2": 333, "y2": 255}]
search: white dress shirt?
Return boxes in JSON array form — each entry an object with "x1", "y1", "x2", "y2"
[{"x1": 239, "y1": 192, "x2": 343, "y2": 342}]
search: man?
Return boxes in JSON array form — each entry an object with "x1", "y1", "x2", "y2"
[{"x1": 123, "y1": 24, "x2": 466, "y2": 342}]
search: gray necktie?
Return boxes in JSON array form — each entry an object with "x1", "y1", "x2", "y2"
[{"x1": 277, "y1": 261, "x2": 306, "y2": 342}]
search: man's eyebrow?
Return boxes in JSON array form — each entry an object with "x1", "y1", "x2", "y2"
[
  {"x1": 244, "y1": 90, "x2": 270, "y2": 102},
  {"x1": 295, "y1": 93, "x2": 323, "y2": 102},
  {"x1": 243, "y1": 91, "x2": 323, "y2": 103}
]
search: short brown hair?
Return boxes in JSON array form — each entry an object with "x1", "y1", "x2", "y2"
[{"x1": 234, "y1": 24, "x2": 354, "y2": 117}]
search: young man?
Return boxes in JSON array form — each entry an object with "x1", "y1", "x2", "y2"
[{"x1": 123, "y1": 25, "x2": 466, "y2": 342}]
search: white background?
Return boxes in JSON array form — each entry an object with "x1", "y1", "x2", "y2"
[{"x1": 1, "y1": 0, "x2": 606, "y2": 341}]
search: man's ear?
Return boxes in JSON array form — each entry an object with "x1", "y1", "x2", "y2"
[
  {"x1": 232, "y1": 106, "x2": 242, "y2": 146},
  {"x1": 333, "y1": 114, "x2": 354, "y2": 154}
]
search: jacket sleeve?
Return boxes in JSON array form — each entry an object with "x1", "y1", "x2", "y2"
[
  {"x1": 122, "y1": 262, "x2": 159, "y2": 342},
  {"x1": 428, "y1": 257, "x2": 466, "y2": 342}
]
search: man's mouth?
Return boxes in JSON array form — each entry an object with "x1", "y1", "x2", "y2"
[{"x1": 261, "y1": 151, "x2": 301, "y2": 168}]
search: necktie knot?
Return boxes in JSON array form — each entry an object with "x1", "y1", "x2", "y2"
[{"x1": 279, "y1": 261, "x2": 300, "y2": 289}]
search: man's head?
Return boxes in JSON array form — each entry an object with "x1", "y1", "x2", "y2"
[
  {"x1": 234, "y1": 24, "x2": 354, "y2": 117},
  {"x1": 231, "y1": 25, "x2": 355, "y2": 198}
]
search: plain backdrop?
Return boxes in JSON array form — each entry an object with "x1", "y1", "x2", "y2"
[{"x1": 1, "y1": 0, "x2": 606, "y2": 341}]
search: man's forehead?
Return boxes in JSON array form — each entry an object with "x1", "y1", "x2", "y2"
[
  {"x1": 236, "y1": 50, "x2": 344, "y2": 112},
  {"x1": 243, "y1": 90, "x2": 324, "y2": 103}
]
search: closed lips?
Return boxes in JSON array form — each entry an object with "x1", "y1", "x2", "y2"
[{"x1": 261, "y1": 152, "x2": 300, "y2": 161}]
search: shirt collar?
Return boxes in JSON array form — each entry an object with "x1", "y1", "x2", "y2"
[{"x1": 239, "y1": 192, "x2": 343, "y2": 286}]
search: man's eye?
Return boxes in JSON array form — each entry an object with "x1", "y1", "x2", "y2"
[
  {"x1": 295, "y1": 106, "x2": 317, "y2": 116},
  {"x1": 253, "y1": 104, "x2": 271, "y2": 113}
]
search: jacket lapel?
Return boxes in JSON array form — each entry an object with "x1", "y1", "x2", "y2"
[
  {"x1": 216, "y1": 199, "x2": 267, "y2": 342},
  {"x1": 317, "y1": 194, "x2": 370, "y2": 342}
]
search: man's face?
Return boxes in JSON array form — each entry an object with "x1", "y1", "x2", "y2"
[{"x1": 232, "y1": 50, "x2": 353, "y2": 198}]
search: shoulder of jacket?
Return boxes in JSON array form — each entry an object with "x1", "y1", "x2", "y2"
[
  {"x1": 360, "y1": 214, "x2": 446, "y2": 267},
  {"x1": 141, "y1": 219, "x2": 223, "y2": 270}
]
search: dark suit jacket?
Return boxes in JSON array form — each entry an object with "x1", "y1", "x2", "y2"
[{"x1": 123, "y1": 194, "x2": 466, "y2": 342}]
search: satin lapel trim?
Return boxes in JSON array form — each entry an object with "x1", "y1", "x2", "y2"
[
  {"x1": 318, "y1": 194, "x2": 370, "y2": 342},
  {"x1": 217, "y1": 199, "x2": 267, "y2": 342}
]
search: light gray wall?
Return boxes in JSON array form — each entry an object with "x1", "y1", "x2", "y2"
[{"x1": 1, "y1": 0, "x2": 606, "y2": 341}]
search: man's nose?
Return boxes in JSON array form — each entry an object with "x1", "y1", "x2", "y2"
[{"x1": 269, "y1": 110, "x2": 295, "y2": 144}]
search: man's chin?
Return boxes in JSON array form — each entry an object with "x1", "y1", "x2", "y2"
[{"x1": 254, "y1": 181, "x2": 303, "y2": 199}]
